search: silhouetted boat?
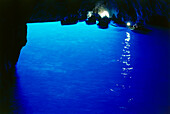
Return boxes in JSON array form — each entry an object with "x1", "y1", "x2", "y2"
[
  {"x1": 61, "y1": 15, "x2": 78, "y2": 25},
  {"x1": 97, "y1": 16, "x2": 111, "y2": 29},
  {"x1": 129, "y1": 24, "x2": 151, "y2": 34},
  {"x1": 85, "y1": 15, "x2": 96, "y2": 25}
]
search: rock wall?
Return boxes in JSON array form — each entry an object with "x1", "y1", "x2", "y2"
[
  {"x1": 0, "y1": 0, "x2": 40, "y2": 76},
  {"x1": 29, "y1": 0, "x2": 169, "y2": 26}
]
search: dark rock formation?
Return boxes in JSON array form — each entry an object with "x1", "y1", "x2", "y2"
[
  {"x1": 28, "y1": 0, "x2": 169, "y2": 26},
  {"x1": 0, "y1": 0, "x2": 41, "y2": 76}
]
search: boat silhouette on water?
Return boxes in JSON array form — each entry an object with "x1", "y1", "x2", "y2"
[{"x1": 129, "y1": 24, "x2": 151, "y2": 34}]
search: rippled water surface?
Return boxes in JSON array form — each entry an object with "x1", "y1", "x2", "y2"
[{"x1": 14, "y1": 22, "x2": 169, "y2": 113}]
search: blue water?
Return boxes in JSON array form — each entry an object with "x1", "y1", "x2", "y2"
[{"x1": 14, "y1": 22, "x2": 169, "y2": 113}]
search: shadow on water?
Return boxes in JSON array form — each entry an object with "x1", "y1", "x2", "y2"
[
  {"x1": 0, "y1": 69, "x2": 24, "y2": 113},
  {"x1": 128, "y1": 28, "x2": 169, "y2": 113}
]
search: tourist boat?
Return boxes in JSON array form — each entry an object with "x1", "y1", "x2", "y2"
[
  {"x1": 61, "y1": 15, "x2": 78, "y2": 25},
  {"x1": 85, "y1": 15, "x2": 97, "y2": 25},
  {"x1": 97, "y1": 16, "x2": 111, "y2": 29},
  {"x1": 129, "y1": 24, "x2": 151, "y2": 34}
]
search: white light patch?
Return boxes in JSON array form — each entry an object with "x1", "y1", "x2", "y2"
[
  {"x1": 127, "y1": 22, "x2": 131, "y2": 26},
  {"x1": 99, "y1": 11, "x2": 109, "y2": 18},
  {"x1": 87, "y1": 11, "x2": 93, "y2": 18},
  {"x1": 126, "y1": 32, "x2": 130, "y2": 38}
]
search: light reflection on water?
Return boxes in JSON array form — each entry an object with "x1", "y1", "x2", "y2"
[
  {"x1": 121, "y1": 32, "x2": 134, "y2": 103},
  {"x1": 123, "y1": 32, "x2": 133, "y2": 104},
  {"x1": 109, "y1": 31, "x2": 134, "y2": 110},
  {"x1": 121, "y1": 32, "x2": 133, "y2": 77}
]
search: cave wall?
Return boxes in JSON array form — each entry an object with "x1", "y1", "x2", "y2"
[
  {"x1": 29, "y1": 0, "x2": 169, "y2": 25},
  {"x1": 0, "y1": 0, "x2": 41, "y2": 76}
]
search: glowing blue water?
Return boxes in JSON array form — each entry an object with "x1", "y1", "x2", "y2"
[{"x1": 16, "y1": 22, "x2": 169, "y2": 113}]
